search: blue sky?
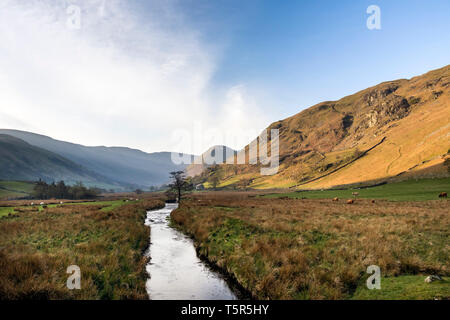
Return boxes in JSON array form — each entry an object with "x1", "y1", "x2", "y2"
[
  {"x1": 166, "y1": 0, "x2": 450, "y2": 119},
  {"x1": 0, "y1": 0, "x2": 449, "y2": 153}
]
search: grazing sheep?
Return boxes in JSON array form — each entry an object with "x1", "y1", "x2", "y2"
[
  {"x1": 352, "y1": 192, "x2": 359, "y2": 198},
  {"x1": 425, "y1": 275, "x2": 442, "y2": 283},
  {"x1": 332, "y1": 197, "x2": 339, "y2": 201},
  {"x1": 438, "y1": 192, "x2": 447, "y2": 198},
  {"x1": 40, "y1": 202, "x2": 44, "y2": 205},
  {"x1": 347, "y1": 199, "x2": 354, "y2": 204}
]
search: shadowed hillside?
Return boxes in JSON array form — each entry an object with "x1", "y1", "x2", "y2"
[
  {"x1": 0, "y1": 134, "x2": 117, "y2": 188},
  {"x1": 0, "y1": 129, "x2": 193, "y2": 188}
]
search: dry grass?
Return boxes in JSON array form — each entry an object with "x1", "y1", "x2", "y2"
[
  {"x1": 0, "y1": 198, "x2": 164, "y2": 300},
  {"x1": 172, "y1": 192, "x2": 449, "y2": 299}
]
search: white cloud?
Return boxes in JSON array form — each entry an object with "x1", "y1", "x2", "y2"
[{"x1": 0, "y1": 0, "x2": 269, "y2": 154}]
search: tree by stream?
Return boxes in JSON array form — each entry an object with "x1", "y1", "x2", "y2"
[{"x1": 167, "y1": 171, "x2": 192, "y2": 203}]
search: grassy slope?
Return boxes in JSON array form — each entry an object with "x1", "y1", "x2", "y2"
[
  {"x1": 0, "y1": 181, "x2": 35, "y2": 200},
  {"x1": 0, "y1": 199, "x2": 164, "y2": 299},
  {"x1": 0, "y1": 135, "x2": 121, "y2": 190},
  {"x1": 172, "y1": 194, "x2": 449, "y2": 300},
  {"x1": 203, "y1": 65, "x2": 450, "y2": 190},
  {"x1": 263, "y1": 178, "x2": 450, "y2": 201}
]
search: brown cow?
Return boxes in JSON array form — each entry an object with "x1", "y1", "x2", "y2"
[
  {"x1": 332, "y1": 197, "x2": 339, "y2": 201},
  {"x1": 347, "y1": 199, "x2": 354, "y2": 204},
  {"x1": 371, "y1": 199, "x2": 376, "y2": 203},
  {"x1": 439, "y1": 192, "x2": 447, "y2": 198}
]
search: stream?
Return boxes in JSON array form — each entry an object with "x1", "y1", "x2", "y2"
[{"x1": 145, "y1": 203, "x2": 238, "y2": 300}]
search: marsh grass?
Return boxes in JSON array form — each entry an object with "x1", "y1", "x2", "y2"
[
  {"x1": 0, "y1": 198, "x2": 164, "y2": 300},
  {"x1": 172, "y1": 193, "x2": 449, "y2": 299}
]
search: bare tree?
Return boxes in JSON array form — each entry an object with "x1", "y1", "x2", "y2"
[{"x1": 168, "y1": 171, "x2": 192, "y2": 203}]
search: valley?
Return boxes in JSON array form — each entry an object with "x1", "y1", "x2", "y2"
[{"x1": 0, "y1": 65, "x2": 448, "y2": 301}]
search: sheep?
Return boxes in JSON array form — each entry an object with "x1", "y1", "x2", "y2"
[
  {"x1": 352, "y1": 192, "x2": 359, "y2": 199},
  {"x1": 438, "y1": 192, "x2": 447, "y2": 198}
]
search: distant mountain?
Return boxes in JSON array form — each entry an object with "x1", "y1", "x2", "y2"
[
  {"x1": 204, "y1": 65, "x2": 450, "y2": 189},
  {"x1": 185, "y1": 145, "x2": 235, "y2": 177},
  {"x1": 0, "y1": 134, "x2": 118, "y2": 187},
  {"x1": 0, "y1": 129, "x2": 193, "y2": 188}
]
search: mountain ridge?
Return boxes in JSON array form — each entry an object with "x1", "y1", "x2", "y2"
[
  {"x1": 0, "y1": 134, "x2": 119, "y2": 188},
  {"x1": 2, "y1": 65, "x2": 449, "y2": 190},
  {"x1": 202, "y1": 64, "x2": 450, "y2": 189},
  {"x1": 0, "y1": 129, "x2": 193, "y2": 188}
]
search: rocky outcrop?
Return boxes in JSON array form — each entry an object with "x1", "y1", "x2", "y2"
[{"x1": 363, "y1": 84, "x2": 410, "y2": 128}]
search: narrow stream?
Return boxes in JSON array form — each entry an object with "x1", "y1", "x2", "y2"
[{"x1": 145, "y1": 203, "x2": 238, "y2": 300}]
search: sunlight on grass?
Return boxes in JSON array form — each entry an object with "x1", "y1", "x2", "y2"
[
  {"x1": 264, "y1": 178, "x2": 450, "y2": 201},
  {"x1": 352, "y1": 275, "x2": 449, "y2": 300},
  {"x1": 0, "y1": 207, "x2": 15, "y2": 217}
]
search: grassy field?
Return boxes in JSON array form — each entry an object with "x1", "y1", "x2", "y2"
[
  {"x1": 172, "y1": 192, "x2": 449, "y2": 300},
  {"x1": 0, "y1": 200, "x2": 135, "y2": 218},
  {"x1": 0, "y1": 181, "x2": 34, "y2": 200},
  {"x1": 263, "y1": 178, "x2": 450, "y2": 201},
  {"x1": 0, "y1": 198, "x2": 164, "y2": 299},
  {"x1": 352, "y1": 275, "x2": 449, "y2": 300},
  {"x1": 0, "y1": 207, "x2": 15, "y2": 217}
]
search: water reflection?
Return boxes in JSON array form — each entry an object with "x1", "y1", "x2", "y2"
[{"x1": 145, "y1": 203, "x2": 237, "y2": 300}]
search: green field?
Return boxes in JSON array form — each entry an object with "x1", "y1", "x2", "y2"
[
  {"x1": 0, "y1": 207, "x2": 15, "y2": 217},
  {"x1": 263, "y1": 178, "x2": 450, "y2": 201},
  {"x1": 0, "y1": 181, "x2": 35, "y2": 199},
  {"x1": 0, "y1": 200, "x2": 133, "y2": 218},
  {"x1": 352, "y1": 275, "x2": 449, "y2": 300}
]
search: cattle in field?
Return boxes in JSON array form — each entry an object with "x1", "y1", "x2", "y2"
[
  {"x1": 439, "y1": 192, "x2": 447, "y2": 198},
  {"x1": 371, "y1": 199, "x2": 376, "y2": 203},
  {"x1": 352, "y1": 192, "x2": 359, "y2": 198},
  {"x1": 332, "y1": 197, "x2": 339, "y2": 201},
  {"x1": 347, "y1": 199, "x2": 354, "y2": 204}
]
